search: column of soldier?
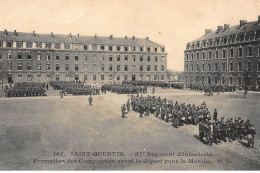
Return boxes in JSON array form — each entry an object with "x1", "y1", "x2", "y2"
[
  {"x1": 122, "y1": 80, "x2": 170, "y2": 89},
  {"x1": 50, "y1": 81, "x2": 100, "y2": 96},
  {"x1": 101, "y1": 84, "x2": 147, "y2": 94},
  {"x1": 5, "y1": 82, "x2": 47, "y2": 97},
  {"x1": 121, "y1": 95, "x2": 256, "y2": 148},
  {"x1": 187, "y1": 83, "x2": 237, "y2": 93}
]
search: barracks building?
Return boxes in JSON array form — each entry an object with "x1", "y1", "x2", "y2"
[
  {"x1": 184, "y1": 15, "x2": 260, "y2": 89},
  {"x1": 0, "y1": 30, "x2": 167, "y2": 84}
]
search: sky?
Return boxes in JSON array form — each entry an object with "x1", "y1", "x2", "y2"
[{"x1": 0, "y1": 0, "x2": 260, "y2": 71}]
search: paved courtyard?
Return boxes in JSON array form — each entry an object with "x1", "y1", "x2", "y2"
[{"x1": 0, "y1": 87, "x2": 259, "y2": 170}]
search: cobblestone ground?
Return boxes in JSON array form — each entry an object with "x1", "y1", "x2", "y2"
[{"x1": 0, "y1": 87, "x2": 259, "y2": 170}]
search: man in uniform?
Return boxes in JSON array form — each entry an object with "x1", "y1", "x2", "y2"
[
  {"x1": 213, "y1": 109, "x2": 218, "y2": 122},
  {"x1": 126, "y1": 99, "x2": 130, "y2": 112},
  {"x1": 121, "y1": 104, "x2": 126, "y2": 118},
  {"x1": 88, "y1": 95, "x2": 93, "y2": 106}
]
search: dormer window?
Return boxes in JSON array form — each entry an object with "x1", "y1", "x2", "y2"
[
  {"x1": 109, "y1": 46, "x2": 112, "y2": 51},
  {"x1": 45, "y1": 43, "x2": 51, "y2": 49},
  {"x1": 83, "y1": 45, "x2": 88, "y2": 50},
  {"x1": 239, "y1": 33, "x2": 244, "y2": 42},
  {"x1": 17, "y1": 42, "x2": 23, "y2": 48},
  {"x1": 202, "y1": 41, "x2": 206, "y2": 47},
  {"x1": 65, "y1": 43, "x2": 70, "y2": 49},
  {"x1": 36, "y1": 42, "x2": 42, "y2": 48},
  {"x1": 117, "y1": 46, "x2": 121, "y2": 51},
  {"x1": 55, "y1": 43, "x2": 60, "y2": 49},
  {"x1": 192, "y1": 43, "x2": 195, "y2": 49},
  {"x1": 26, "y1": 42, "x2": 32, "y2": 48},
  {"x1": 223, "y1": 37, "x2": 227, "y2": 44},
  {"x1": 7, "y1": 42, "x2": 12, "y2": 48},
  {"x1": 101, "y1": 45, "x2": 105, "y2": 51},
  {"x1": 196, "y1": 42, "x2": 200, "y2": 48}
]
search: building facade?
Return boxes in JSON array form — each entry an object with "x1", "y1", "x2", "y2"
[
  {"x1": 0, "y1": 30, "x2": 167, "y2": 84},
  {"x1": 184, "y1": 16, "x2": 260, "y2": 89}
]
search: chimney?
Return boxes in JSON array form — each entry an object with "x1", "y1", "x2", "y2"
[
  {"x1": 14, "y1": 30, "x2": 17, "y2": 36},
  {"x1": 205, "y1": 29, "x2": 212, "y2": 35},
  {"x1": 125, "y1": 36, "x2": 127, "y2": 39},
  {"x1": 51, "y1": 32, "x2": 54, "y2": 37},
  {"x1": 110, "y1": 35, "x2": 113, "y2": 40},
  {"x1": 224, "y1": 24, "x2": 230, "y2": 31},
  {"x1": 132, "y1": 36, "x2": 135, "y2": 40},
  {"x1": 240, "y1": 20, "x2": 247, "y2": 27},
  {"x1": 33, "y1": 31, "x2": 36, "y2": 37},
  {"x1": 217, "y1": 26, "x2": 223, "y2": 32},
  {"x1": 4, "y1": 29, "x2": 7, "y2": 36},
  {"x1": 146, "y1": 37, "x2": 149, "y2": 41},
  {"x1": 77, "y1": 33, "x2": 80, "y2": 37},
  {"x1": 69, "y1": 33, "x2": 72, "y2": 38},
  {"x1": 95, "y1": 34, "x2": 97, "y2": 39}
]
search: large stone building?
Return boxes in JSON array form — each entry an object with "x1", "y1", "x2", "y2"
[
  {"x1": 0, "y1": 30, "x2": 167, "y2": 84},
  {"x1": 184, "y1": 16, "x2": 260, "y2": 89}
]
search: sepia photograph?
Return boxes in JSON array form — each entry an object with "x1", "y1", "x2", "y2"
[{"x1": 0, "y1": 0, "x2": 259, "y2": 170}]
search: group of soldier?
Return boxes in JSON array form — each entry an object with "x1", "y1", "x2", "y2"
[
  {"x1": 122, "y1": 80, "x2": 170, "y2": 89},
  {"x1": 5, "y1": 82, "x2": 46, "y2": 97},
  {"x1": 121, "y1": 94, "x2": 255, "y2": 148},
  {"x1": 186, "y1": 83, "x2": 237, "y2": 94},
  {"x1": 101, "y1": 84, "x2": 147, "y2": 94},
  {"x1": 50, "y1": 81, "x2": 100, "y2": 97}
]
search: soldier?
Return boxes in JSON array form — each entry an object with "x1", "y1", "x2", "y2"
[
  {"x1": 88, "y1": 95, "x2": 93, "y2": 106},
  {"x1": 220, "y1": 117, "x2": 226, "y2": 142},
  {"x1": 152, "y1": 86, "x2": 155, "y2": 94},
  {"x1": 46, "y1": 83, "x2": 49, "y2": 90},
  {"x1": 213, "y1": 109, "x2": 218, "y2": 122},
  {"x1": 161, "y1": 106, "x2": 166, "y2": 120},
  {"x1": 155, "y1": 105, "x2": 160, "y2": 118},
  {"x1": 121, "y1": 104, "x2": 126, "y2": 118},
  {"x1": 126, "y1": 99, "x2": 130, "y2": 112}
]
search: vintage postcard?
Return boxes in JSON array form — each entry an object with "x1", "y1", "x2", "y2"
[{"x1": 0, "y1": 0, "x2": 259, "y2": 170}]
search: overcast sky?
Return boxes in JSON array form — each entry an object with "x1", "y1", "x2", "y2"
[{"x1": 0, "y1": 0, "x2": 259, "y2": 71}]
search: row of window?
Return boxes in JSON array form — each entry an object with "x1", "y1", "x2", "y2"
[
  {"x1": 0, "y1": 52, "x2": 165, "y2": 63},
  {"x1": 185, "y1": 46, "x2": 257, "y2": 61},
  {"x1": 8, "y1": 73, "x2": 165, "y2": 82},
  {"x1": 0, "y1": 41, "x2": 165, "y2": 52},
  {"x1": 185, "y1": 61, "x2": 260, "y2": 72},
  {"x1": 186, "y1": 30, "x2": 260, "y2": 49},
  {"x1": 0, "y1": 63, "x2": 165, "y2": 72}
]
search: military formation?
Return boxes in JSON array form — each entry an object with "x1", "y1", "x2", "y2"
[
  {"x1": 101, "y1": 84, "x2": 147, "y2": 94},
  {"x1": 122, "y1": 80, "x2": 170, "y2": 89},
  {"x1": 50, "y1": 81, "x2": 100, "y2": 96},
  {"x1": 123, "y1": 95, "x2": 255, "y2": 148},
  {"x1": 5, "y1": 82, "x2": 46, "y2": 97},
  {"x1": 187, "y1": 83, "x2": 237, "y2": 93}
]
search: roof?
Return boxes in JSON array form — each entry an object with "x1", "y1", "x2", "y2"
[
  {"x1": 0, "y1": 31, "x2": 164, "y2": 47},
  {"x1": 190, "y1": 20, "x2": 260, "y2": 43}
]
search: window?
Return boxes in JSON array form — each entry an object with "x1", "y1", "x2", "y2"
[
  {"x1": 238, "y1": 47, "x2": 243, "y2": 57},
  {"x1": 37, "y1": 63, "x2": 41, "y2": 71},
  {"x1": 202, "y1": 64, "x2": 205, "y2": 71},
  {"x1": 101, "y1": 75, "x2": 104, "y2": 81},
  {"x1": 154, "y1": 65, "x2": 157, "y2": 71},
  {"x1": 75, "y1": 55, "x2": 79, "y2": 61},
  {"x1": 84, "y1": 63, "x2": 88, "y2": 71},
  {"x1": 140, "y1": 65, "x2": 143, "y2": 71},
  {"x1": 248, "y1": 61, "x2": 252, "y2": 71},
  {"x1": 117, "y1": 76, "x2": 120, "y2": 81},
  {"x1": 155, "y1": 56, "x2": 158, "y2": 62},
  {"x1": 117, "y1": 46, "x2": 121, "y2": 51},
  {"x1": 132, "y1": 46, "x2": 136, "y2": 51},
  {"x1": 124, "y1": 75, "x2": 128, "y2": 81},
  {"x1": 203, "y1": 41, "x2": 206, "y2": 47},
  {"x1": 125, "y1": 46, "x2": 128, "y2": 51},
  {"x1": 109, "y1": 46, "x2": 112, "y2": 51},
  {"x1": 65, "y1": 63, "x2": 69, "y2": 71},
  {"x1": 56, "y1": 74, "x2": 59, "y2": 81},
  {"x1": 191, "y1": 54, "x2": 194, "y2": 61},
  {"x1": 196, "y1": 52, "x2": 199, "y2": 60},
  {"x1": 65, "y1": 44, "x2": 70, "y2": 49},
  {"x1": 7, "y1": 52, "x2": 12, "y2": 59},
  {"x1": 37, "y1": 54, "x2": 41, "y2": 60},
  {"x1": 132, "y1": 55, "x2": 136, "y2": 62},
  {"x1": 117, "y1": 55, "x2": 120, "y2": 61},
  {"x1": 185, "y1": 54, "x2": 189, "y2": 61},
  {"x1": 18, "y1": 53, "x2": 22, "y2": 60},
  {"x1": 215, "y1": 50, "x2": 219, "y2": 59},
  {"x1": 17, "y1": 42, "x2": 22, "y2": 48},
  {"x1": 208, "y1": 64, "x2": 211, "y2": 72},
  {"x1": 45, "y1": 43, "x2": 51, "y2": 49},
  {"x1": 75, "y1": 63, "x2": 79, "y2": 71},
  {"x1": 27, "y1": 54, "x2": 32, "y2": 60},
  {"x1": 222, "y1": 49, "x2": 226, "y2": 59},
  {"x1": 238, "y1": 62, "x2": 242, "y2": 71},
  {"x1": 46, "y1": 53, "x2": 51, "y2": 60},
  {"x1": 208, "y1": 51, "x2": 211, "y2": 59},
  {"x1": 161, "y1": 47, "x2": 165, "y2": 52},
  {"x1": 18, "y1": 73, "x2": 22, "y2": 81},
  {"x1": 101, "y1": 64, "x2": 104, "y2": 71},
  {"x1": 55, "y1": 43, "x2": 60, "y2": 49},
  {"x1": 155, "y1": 48, "x2": 157, "y2": 52},
  {"x1": 125, "y1": 55, "x2": 128, "y2": 61},
  {"x1": 248, "y1": 47, "x2": 252, "y2": 56},
  {"x1": 46, "y1": 63, "x2": 51, "y2": 70},
  {"x1": 222, "y1": 63, "x2": 226, "y2": 71},
  {"x1": 230, "y1": 62, "x2": 233, "y2": 71},
  {"x1": 109, "y1": 56, "x2": 113, "y2": 61},
  {"x1": 56, "y1": 54, "x2": 59, "y2": 61},
  {"x1": 209, "y1": 40, "x2": 213, "y2": 46},
  {"x1": 132, "y1": 65, "x2": 136, "y2": 71},
  {"x1": 161, "y1": 56, "x2": 165, "y2": 62},
  {"x1": 140, "y1": 55, "x2": 143, "y2": 61},
  {"x1": 28, "y1": 73, "x2": 33, "y2": 81},
  {"x1": 17, "y1": 62, "x2": 22, "y2": 71},
  {"x1": 196, "y1": 42, "x2": 200, "y2": 48},
  {"x1": 117, "y1": 65, "x2": 120, "y2": 71},
  {"x1": 8, "y1": 62, "x2": 12, "y2": 70},
  {"x1": 230, "y1": 48, "x2": 234, "y2": 58},
  {"x1": 161, "y1": 74, "x2": 164, "y2": 80},
  {"x1": 223, "y1": 37, "x2": 227, "y2": 44},
  {"x1": 202, "y1": 52, "x2": 205, "y2": 60},
  {"x1": 140, "y1": 47, "x2": 143, "y2": 52},
  {"x1": 125, "y1": 65, "x2": 128, "y2": 71},
  {"x1": 147, "y1": 47, "x2": 150, "y2": 52},
  {"x1": 109, "y1": 74, "x2": 113, "y2": 81},
  {"x1": 56, "y1": 63, "x2": 59, "y2": 71},
  {"x1": 161, "y1": 65, "x2": 165, "y2": 71},
  {"x1": 186, "y1": 65, "x2": 189, "y2": 71},
  {"x1": 214, "y1": 63, "x2": 218, "y2": 71},
  {"x1": 147, "y1": 56, "x2": 150, "y2": 62},
  {"x1": 85, "y1": 55, "x2": 88, "y2": 61},
  {"x1": 65, "y1": 54, "x2": 69, "y2": 61},
  {"x1": 147, "y1": 65, "x2": 150, "y2": 71},
  {"x1": 230, "y1": 77, "x2": 233, "y2": 85},
  {"x1": 196, "y1": 64, "x2": 199, "y2": 72},
  {"x1": 109, "y1": 65, "x2": 113, "y2": 71},
  {"x1": 101, "y1": 45, "x2": 105, "y2": 51},
  {"x1": 27, "y1": 63, "x2": 32, "y2": 70},
  {"x1": 93, "y1": 54, "x2": 96, "y2": 61},
  {"x1": 7, "y1": 42, "x2": 12, "y2": 48}
]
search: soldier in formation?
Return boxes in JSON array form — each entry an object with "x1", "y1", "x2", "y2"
[
  {"x1": 5, "y1": 82, "x2": 46, "y2": 97},
  {"x1": 101, "y1": 84, "x2": 147, "y2": 95}
]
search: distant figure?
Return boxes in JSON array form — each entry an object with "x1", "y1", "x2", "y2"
[
  {"x1": 121, "y1": 104, "x2": 126, "y2": 118},
  {"x1": 213, "y1": 109, "x2": 218, "y2": 122},
  {"x1": 88, "y1": 95, "x2": 93, "y2": 106},
  {"x1": 152, "y1": 86, "x2": 155, "y2": 94},
  {"x1": 46, "y1": 83, "x2": 49, "y2": 90}
]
